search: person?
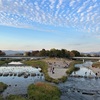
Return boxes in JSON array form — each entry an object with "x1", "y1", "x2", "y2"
[
  {"x1": 95, "y1": 73, "x2": 98, "y2": 76},
  {"x1": 90, "y1": 71, "x2": 91, "y2": 75},
  {"x1": 85, "y1": 72, "x2": 87, "y2": 76},
  {"x1": 74, "y1": 71, "x2": 76, "y2": 75},
  {"x1": 52, "y1": 67, "x2": 54, "y2": 74},
  {"x1": 50, "y1": 66, "x2": 52, "y2": 72}
]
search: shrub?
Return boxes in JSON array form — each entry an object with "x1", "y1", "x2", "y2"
[
  {"x1": 66, "y1": 61, "x2": 82, "y2": 75},
  {"x1": 0, "y1": 96, "x2": 3, "y2": 100},
  {"x1": 23, "y1": 60, "x2": 60, "y2": 84},
  {"x1": 6, "y1": 95, "x2": 26, "y2": 100},
  {"x1": 0, "y1": 82, "x2": 7, "y2": 93},
  {"x1": 28, "y1": 82, "x2": 61, "y2": 100}
]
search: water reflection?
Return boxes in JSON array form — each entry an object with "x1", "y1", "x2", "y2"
[
  {"x1": 0, "y1": 66, "x2": 41, "y2": 74},
  {"x1": 72, "y1": 67, "x2": 95, "y2": 76},
  {"x1": 59, "y1": 77, "x2": 100, "y2": 100},
  {"x1": 0, "y1": 66, "x2": 44, "y2": 97},
  {"x1": 58, "y1": 61, "x2": 100, "y2": 100},
  {"x1": 72, "y1": 61, "x2": 95, "y2": 76}
]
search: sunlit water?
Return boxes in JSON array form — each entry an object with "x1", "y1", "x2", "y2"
[
  {"x1": 1, "y1": 61, "x2": 100, "y2": 100},
  {"x1": 58, "y1": 61, "x2": 100, "y2": 100},
  {"x1": 0, "y1": 66, "x2": 44, "y2": 97},
  {"x1": 71, "y1": 61, "x2": 95, "y2": 76},
  {"x1": 0, "y1": 66, "x2": 41, "y2": 73},
  {"x1": 72, "y1": 67, "x2": 95, "y2": 76}
]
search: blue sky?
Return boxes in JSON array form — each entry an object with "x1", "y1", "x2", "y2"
[{"x1": 0, "y1": 0, "x2": 100, "y2": 52}]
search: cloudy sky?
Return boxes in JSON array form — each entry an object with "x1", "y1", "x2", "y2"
[{"x1": 0, "y1": 0, "x2": 100, "y2": 52}]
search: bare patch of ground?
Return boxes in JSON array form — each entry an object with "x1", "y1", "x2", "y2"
[{"x1": 44, "y1": 58, "x2": 72, "y2": 79}]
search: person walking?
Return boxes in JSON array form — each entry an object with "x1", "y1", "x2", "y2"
[{"x1": 52, "y1": 67, "x2": 54, "y2": 74}]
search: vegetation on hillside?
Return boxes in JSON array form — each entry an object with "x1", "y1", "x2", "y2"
[{"x1": 24, "y1": 49, "x2": 81, "y2": 58}]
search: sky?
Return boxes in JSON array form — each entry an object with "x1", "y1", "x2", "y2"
[{"x1": 0, "y1": 0, "x2": 100, "y2": 52}]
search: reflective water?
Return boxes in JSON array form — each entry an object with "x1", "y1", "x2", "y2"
[
  {"x1": 0, "y1": 66, "x2": 41, "y2": 73},
  {"x1": 72, "y1": 61, "x2": 95, "y2": 76},
  {"x1": 0, "y1": 66, "x2": 44, "y2": 97},
  {"x1": 59, "y1": 77, "x2": 100, "y2": 100},
  {"x1": 58, "y1": 61, "x2": 100, "y2": 100},
  {"x1": 72, "y1": 67, "x2": 95, "y2": 76}
]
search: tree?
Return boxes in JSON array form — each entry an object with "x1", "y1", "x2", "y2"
[
  {"x1": 40, "y1": 49, "x2": 46, "y2": 56},
  {"x1": 31, "y1": 51, "x2": 40, "y2": 56},
  {"x1": 71, "y1": 50, "x2": 80, "y2": 57},
  {"x1": 49, "y1": 48, "x2": 57, "y2": 57},
  {"x1": 0, "y1": 50, "x2": 6, "y2": 56},
  {"x1": 61, "y1": 49, "x2": 66, "y2": 57},
  {"x1": 24, "y1": 52, "x2": 31, "y2": 56},
  {"x1": 65, "y1": 50, "x2": 70, "y2": 58},
  {"x1": 69, "y1": 51, "x2": 75, "y2": 57}
]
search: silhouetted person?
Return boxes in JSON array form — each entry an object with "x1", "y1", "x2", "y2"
[
  {"x1": 95, "y1": 73, "x2": 98, "y2": 76},
  {"x1": 52, "y1": 67, "x2": 54, "y2": 74}
]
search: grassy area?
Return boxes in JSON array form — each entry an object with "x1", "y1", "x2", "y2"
[
  {"x1": 0, "y1": 82, "x2": 8, "y2": 93},
  {"x1": 28, "y1": 82, "x2": 61, "y2": 100},
  {"x1": 6, "y1": 95, "x2": 27, "y2": 100},
  {"x1": 0, "y1": 59, "x2": 82, "y2": 100},
  {"x1": 0, "y1": 96, "x2": 3, "y2": 100},
  {"x1": 0, "y1": 82, "x2": 7, "y2": 100},
  {"x1": 23, "y1": 59, "x2": 82, "y2": 83},
  {"x1": 0, "y1": 59, "x2": 22, "y2": 66},
  {"x1": 0, "y1": 61, "x2": 6, "y2": 66},
  {"x1": 66, "y1": 60, "x2": 82, "y2": 75},
  {"x1": 0, "y1": 59, "x2": 82, "y2": 84},
  {"x1": 92, "y1": 62, "x2": 100, "y2": 68},
  {"x1": 0, "y1": 82, "x2": 61, "y2": 100},
  {"x1": 0, "y1": 60, "x2": 12, "y2": 66},
  {"x1": 23, "y1": 60, "x2": 60, "y2": 84},
  {"x1": 1, "y1": 95, "x2": 27, "y2": 100}
]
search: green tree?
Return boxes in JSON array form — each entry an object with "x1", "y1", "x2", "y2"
[
  {"x1": 49, "y1": 48, "x2": 57, "y2": 57},
  {"x1": 31, "y1": 51, "x2": 40, "y2": 56},
  {"x1": 65, "y1": 50, "x2": 70, "y2": 58},
  {"x1": 24, "y1": 52, "x2": 31, "y2": 56},
  {"x1": 70, "y1": 51, "x2": 75, "y2": 57},
  {"x1": 71, "y1": 50, "x2": 80, "y2": 57},
  {"x1": 40, "y1": 49, "x2": 46, "y2": 56},
  {"x1": 61, "y1": 49, "x2": 66, "y2": 57},
  {"x1": 0, "y1": 50, "x2": 6, "y2": 56}
]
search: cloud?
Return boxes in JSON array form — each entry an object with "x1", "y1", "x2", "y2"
[
  {"x1": 0, "y1": 0, "x2": 2, "y2": 6},
  {"x1": 69, "y1": 0, "x2": 75, "y2": 7},
  {"x1": 0, "y1": 0, "x2": 99, "y2": 36}
]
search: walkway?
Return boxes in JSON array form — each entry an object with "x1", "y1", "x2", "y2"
[{"x1": 44, "y1": 58, "x2": 72, "y2": 79}]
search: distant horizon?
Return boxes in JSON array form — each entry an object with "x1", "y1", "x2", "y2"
[{"x1": 2, "y1": 49, "x2": 100, "y2": 53}]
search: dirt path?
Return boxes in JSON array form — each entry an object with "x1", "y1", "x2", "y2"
[{"x1": 44, "y1": 58, "x2": 72, "y2": 79}]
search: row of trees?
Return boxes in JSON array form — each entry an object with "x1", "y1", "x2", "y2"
[
  {"x1": 24, "y1": 49, "x2": 81, "y2": 58},
  {"x1": 0, "y1": 50, "x2": 6, "y2": 56}
]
